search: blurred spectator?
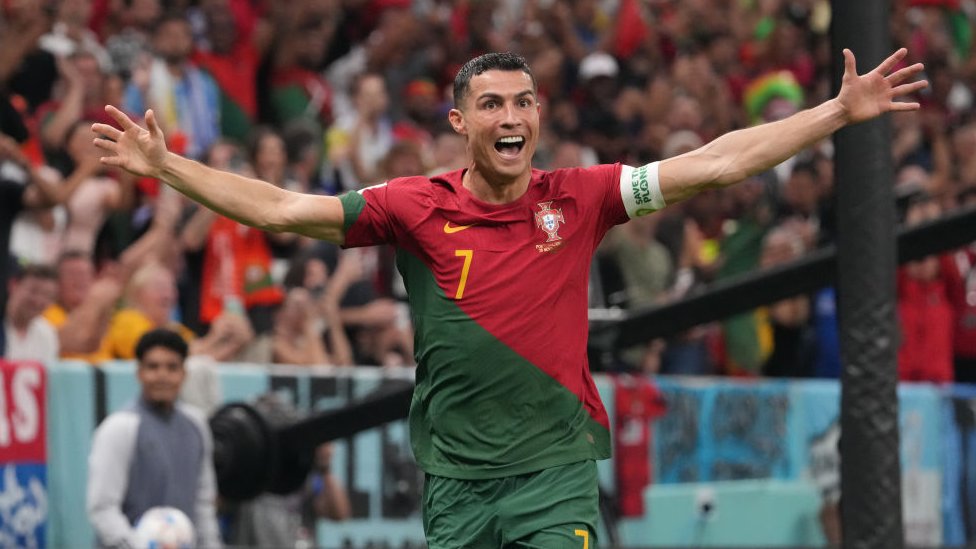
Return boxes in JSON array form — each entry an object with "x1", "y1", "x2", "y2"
[
  {"x1": 0, "y1": 132, "x2": 74, "y2": 354},
  {"x1": 37, "y1": 50, "x2": 118, "y2": 152},
  {"x1": 87, "y1": 328, "x2": 222, "y2": 548},
  {"x1": 427, "y1": 131, "x2": 468, "y2": 175},
  {"x1": 576, "y1": 51, "x2": 628, "y2": 164},
  {"x1": 897, "y1": 189, "x2": 954, "y2": 383},
  {"x1": 247, "y1": 126, "x2": 306, "y2": 276},
  {"x1": 103, "y1": 260, "x2": 192, "y2": 359},
  {"x1": 778, "y1": 162, "x2": 823, "y2": 223},
  {"x1": 280, "y1": 251, "x2": 355, "y2": 367},
  {"x1": 272, "y1": 287, "x2": 330, "y2": 366},
  {"x1": 102, "y1": 0, "x2": 160, "y2": 77},
  {"x1": 190, "y1": 1, "x2": 262, "y2": 142},
  {"x1": 599, "y1": 210, "x2": 675, "y2": 371},
  {"x1": 759, "y1": 223, "x2": 814, "y2": 378},
  {"x1": 379, "y1": 140, "x2": 428, "y2": 182},
  {"x1": 325, "y1": 72, "x2": 395, "y2": 190},
  {"x1": 193, "y1": 209, "x2": 282, "y2": 349},
  {"x1": 946, "y1": 186, "x2": 976, "y2": 384},
  {"x1": 43, "y1": 191, "x2": 177, "y2": 362},
  {"x1": 4, "y1": 263, "x2": 59, "y2": 363},
  {"x1": 323, "y1": 246, "x2": 412, "y2": 367},
  {"x1": 103, "y1": 260, "x2": 253, "y2": 361},
  {"x1": 39, "y1": 0, "x2": 112, "y2": 70},
  {"x1": 600, "y1": 214, "x2": 673, "y2": 310},
  {"x1": 176, "y1": 139, "x2": 282, "y2": 361},
  {"x1": 9, "y1": 137, "x2": 95, "y2": 266},
  {"x1": 717, "y1": 176, "x2": 776, "y2": 375},
  {"x1": 60, "y1": 121, "x2": 131, "y2": 254},
  {"x1": 250, "y1": 125, "x2": 300, "y2": 192},
  {"x1": 0, "y1": 0, "x2": 58, "y2": 114},
  {"x1": 282, "y1": 119, "x2": 329, "y2": 194},
  {"x1": 8, "y1": 179, "x2": 68, "y2": 266},
  {"x1": 754, "y1": 15, "x2": 816, "y2": 88},
  {"x1": 950, "y1": 121, "x2": 976, "y2": 190},
  {"x1": 124, "y1": 12, "x2": 220, "y2": 158},
  {"x1": 549, "y1": 140, "x2": 599, "y2": 170},
  {"x1": 396, "y1": 77, "x2": 443, "y2": 140},
  {"x1": 267, "y1": 0, "x2": 338, "y2": 133},
  {"x1": 742, "y1": 71, "x2": 806, "y2": 185},
  {"x1": 176, "y1": 138, "x2": 244, "y2": 334},
  {"x1": 44, "y1": 250, "x2": 119, "y2": 363}
]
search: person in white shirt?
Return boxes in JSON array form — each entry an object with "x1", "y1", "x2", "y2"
[{"x1": 4, "y1": 263, "x2": 59, "y2": 363}]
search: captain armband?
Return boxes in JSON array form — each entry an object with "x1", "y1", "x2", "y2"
[{"x1": 619, "y1": 162, "x2": 666, "y2": 218}]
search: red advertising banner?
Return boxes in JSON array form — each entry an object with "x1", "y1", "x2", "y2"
[{"x1": 0, "y1": 360, "x2": 46, "y2": 463}]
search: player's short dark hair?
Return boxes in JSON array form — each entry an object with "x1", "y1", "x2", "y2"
[
  {"x1": 135, "y1": 328, "x2": 189, "y2": 362},
  {"x1": 453, "y1": 52, "x2": 536, "y2": 108}
]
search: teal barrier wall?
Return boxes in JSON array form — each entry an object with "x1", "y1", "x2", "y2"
[
  {"x1": 45, "y1": 360, "x2": 95, "y2": 549},
  {"x1": 619, "y1": 480, "x2": 824, "y2": 547},
  {"x1": 31, "y1": 363, "x2": 964, "y2": 548}
]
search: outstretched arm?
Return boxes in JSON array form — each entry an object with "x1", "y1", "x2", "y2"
[
  {"x1": 91, "y1": 106, "x2": 347, "y2": 244},
  {"x1": 659, "y1": 48, "x2": 927, "y2": 204}
]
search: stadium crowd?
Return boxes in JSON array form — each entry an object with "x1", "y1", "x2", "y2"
[{"x1": 1, "y1": 0, "x2": 975, "y2": 384}]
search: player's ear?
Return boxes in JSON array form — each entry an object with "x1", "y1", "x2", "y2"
[{"x1": 448, "y1": 108, "x2": 466, "y2": 135}]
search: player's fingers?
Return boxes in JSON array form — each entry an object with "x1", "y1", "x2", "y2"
[
  {"x1": 91, "y1": 122, "x2": 122, "y2": 141},
  {"x1": 99, "y1": 155, "x2": 124, "y2": 167},
  {"x1": 145, "y1": 109, "x2": 161, "y2": 137},
  {"x1": 92, "y1": 137, "x2": 119, "y2": 152},
  {"x1": 891, "y1": 79, "x2": 928, "y2": 97},
  {"x1": 886, "y1": 63, "x2": 924, "y2": 85},
  {"x1": 889, "y1": 101, "x2": 921, "y2": 112},
  {"x1": 843, "y1": 48, "x2": 857, "y2": 77},
  {"x1": 104, "y1": 105, "x2": 138, "y2": 130},
  {"x1": 875, "y1": 47, "x2": 907, "y2": 76}
]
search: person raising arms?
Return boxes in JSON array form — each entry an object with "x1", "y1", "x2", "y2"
[{"x1": 93, "y1": 49, "x2": 925, "y2": 548}]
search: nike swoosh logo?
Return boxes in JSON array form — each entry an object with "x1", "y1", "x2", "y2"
[{"x1": 443, "y1": 221, "x2": 474, "y2": 234}]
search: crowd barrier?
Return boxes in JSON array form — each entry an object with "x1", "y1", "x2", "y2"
[{"x1": 1, "y1": 359, "x2": 974, "y2": 548}]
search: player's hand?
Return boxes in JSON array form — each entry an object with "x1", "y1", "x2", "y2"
[
  {"x1": 836, "y1": 48, "x2": 928, "y2": 124},
  {"x1": 91, "y1": 106, "x2": 169, "y2": 179}
]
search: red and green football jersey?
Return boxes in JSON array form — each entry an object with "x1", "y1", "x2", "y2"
[{"x1": 339, "y1": 164, "x2": 659, "y2": 479}]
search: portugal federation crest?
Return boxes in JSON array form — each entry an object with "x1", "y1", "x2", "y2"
[
  {"x1": 535, "y1": 201, "x2": 564, "y2": 241},
  {"x1": 534, "y1": 201, "x2": 565, "y2": 252}
]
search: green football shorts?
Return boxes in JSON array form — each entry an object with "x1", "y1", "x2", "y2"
[{"x1": 422, "y1": 460, "x2": 600, "y2": 549}]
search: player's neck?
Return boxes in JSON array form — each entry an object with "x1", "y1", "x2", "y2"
[{"x1": 462, "y1": 166, "x2": 530, "y2": 205}]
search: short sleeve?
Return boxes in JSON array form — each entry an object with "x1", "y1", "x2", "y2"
[{"x1": 339, "y1": 183, "x2": 397, "y2": 248}]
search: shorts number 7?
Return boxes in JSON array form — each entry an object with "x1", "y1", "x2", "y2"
[{"x1": 574, "y1": 529, "x2": 589, "y2": 548}]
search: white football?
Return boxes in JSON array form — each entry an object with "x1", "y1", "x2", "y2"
[{"x1": 134, "y1": 506, "x2": 196, "y2": 549}]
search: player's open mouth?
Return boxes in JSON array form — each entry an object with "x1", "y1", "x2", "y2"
[{"x1": 494, "y1": 136, "x2": 525, "y2": 158}]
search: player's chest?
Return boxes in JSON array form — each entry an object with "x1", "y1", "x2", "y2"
[
  {"x1": 402, "y1": 198, "x2": 591, "y2": 301},
  {"x1": 411, "y1": 197, "x2": 585, "y2": 258}
]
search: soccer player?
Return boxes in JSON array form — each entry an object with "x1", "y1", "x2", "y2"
[{"x1": 92, "y1": 49, "x2": 925, "y2": 547}]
